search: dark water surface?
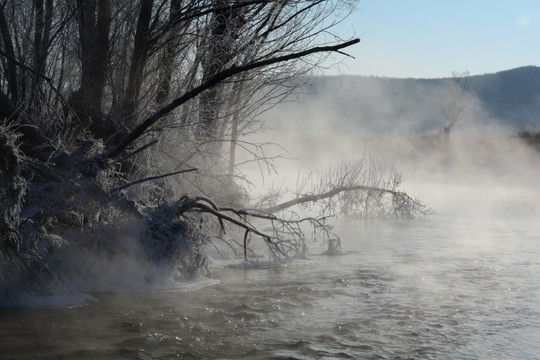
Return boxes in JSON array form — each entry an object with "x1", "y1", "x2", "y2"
[{"x1": 1, "y1": 213, "x2": 539, "y2": 359}]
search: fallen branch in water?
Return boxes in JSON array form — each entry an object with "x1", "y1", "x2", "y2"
[
  {"x1": 170, "y1": 156, "x2": 432, "y2": 262},
  {"x1": 258, "y1": 155, "x2": 432, "y2": 219},
  {"x1": 172, "y1": 196, "x2": 338, "y2": 261},
  {"x1": 263, "y1": 184, "x2": 394, "y2": 213}
]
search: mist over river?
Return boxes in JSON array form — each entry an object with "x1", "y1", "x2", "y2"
[
  {"x1": 2, "y1": 0, "x2": 540, "y2": 357},
  {"x1": 3, "y1": 117, "x2": 540, "y2": 358},
  {"x1": 1, "y1": 207, "x2": 539, "y2": 359}
]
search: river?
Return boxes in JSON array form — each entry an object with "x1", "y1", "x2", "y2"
[{"x1": 1, "y1": 207, "x2": 539, "y2": 359}]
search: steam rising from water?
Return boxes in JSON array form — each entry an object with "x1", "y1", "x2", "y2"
[
  {"x1": 2, "y1": 76, "x2": 540, "y2": 358},
  {"x1": 6, "y1": 75, "x2": 540, "y2": 308},
  {"x1": 241, "y1": 77, "x2": 540, "y2": 220}
]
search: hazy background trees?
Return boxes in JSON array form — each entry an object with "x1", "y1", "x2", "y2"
[{"x1": 441, "y1": 71, "x2": 475, "y2": 141}]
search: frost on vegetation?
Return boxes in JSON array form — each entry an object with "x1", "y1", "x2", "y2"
[
  {"x1": 0, "y1": 0, "x2": 368, "y2": 306},
  {"x1": 194, "y1": 154, "x2": 432, "y2": 264},
  {"x1": 0, "y1": 125, "x2": 208, "y2": 305},
  {"x1": 240, "y1": 154, "x2": 432, "y2": 257},
  {"x1": 294, "y1": 155, "x2": 432, "y2": 219},
  {"x1": 0, "y1": 116, "x2": 430, "y2": 306},
  {"x1": 257, "y1": 154, "x2": 432, "y2": 219}
]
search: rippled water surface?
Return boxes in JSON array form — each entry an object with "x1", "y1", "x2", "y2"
[{"x1": 1, "y1": 212, "x2": 539, "y2": 359}]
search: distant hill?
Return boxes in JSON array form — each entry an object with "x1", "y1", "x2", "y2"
[
  {"x1": 267, "y1": 66, "x2": 540, "y2": 135},
  {"x1": 471, "y1": 66, "x2": 540, "y2": 127}
]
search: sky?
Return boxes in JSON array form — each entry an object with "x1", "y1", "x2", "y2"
[{"x1": 324, "y1": 0, "x2": 540, "y2": 78}]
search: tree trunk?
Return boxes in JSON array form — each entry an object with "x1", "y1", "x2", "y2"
[
  {"x1": 155, "y1": 0, "x2": 183, "y2": 106},
  {"x1": 0, "y1": 9, "x2": 19, "y2": 103},
  {"x1": 123, "y1": 0, "x2": 154, "y2": 126},
  {"x1": 197, "y1": 0, "x2": 245, "y2": 141},
  {"x1": 228, "y1": 113, "x2": 239, "y2": 177},
  {"x1": 70, "y1": 0, "x2": 111, "y2": 138},
  {"x1": 30, "y1": 0, "x2": 53, "y2": 108}
]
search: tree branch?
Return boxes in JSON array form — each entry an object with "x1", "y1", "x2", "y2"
[
  {"x1": 114, "y1": 139, "x2": 159, "y2": 163},
  {"x1": 176, "y1": 200, "x2": 286, "y2": 258},
  {"x1": 106, "y1": 38, "x2": 360, "y2": 159},
  {"x1": 112, "y1": 168, "x2": 198, "y2": 192},
  {"x1": 262, "y1": 184, "x2": 422, "y2": 214}
]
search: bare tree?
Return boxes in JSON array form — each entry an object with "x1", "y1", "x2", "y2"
[{"x1": 441, "y1": 71, "x2": 475, "y2": 142}]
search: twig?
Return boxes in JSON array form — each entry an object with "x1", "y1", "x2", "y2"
[
  {"x1": 115, "y1": 139, "x2": 159, "y2": 163},
  {"x1": 0, "y1": 48, "x2": 72, "y2": 114},
  {"x1": 112, "y1": 168, "x2": 198, "y2": 192}
]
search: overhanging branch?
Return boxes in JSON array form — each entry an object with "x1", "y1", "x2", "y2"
[
  {"x1": 263, "y1": 184, "x2": 396, "y2": 213},
  {"x1": 106, "y1": 38, "x2": 360, "y2": 159},
  {"x1": 262, "y1": 184, "x2": 428, "y2": 217}
]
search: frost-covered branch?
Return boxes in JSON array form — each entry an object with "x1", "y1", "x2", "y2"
[
  {"x1": 170, "y1": 196, "x2": 338, "y2": 261},
  {"x1": 107, "y1": 39, "x2": 360, "y2": 159},
  {"x1": 259, "y1": 155, "x2": 431, "y2": 219},
  {"x1": 113, "y1": 168, "x2": 198, "y2": 192}
]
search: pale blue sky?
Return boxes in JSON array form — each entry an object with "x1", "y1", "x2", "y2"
[{"x1": 325, "y1": 0, "x2": 540, "y2": 78}]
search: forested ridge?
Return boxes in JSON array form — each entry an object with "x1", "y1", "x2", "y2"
[{"x1": 300, "y1": 66, "x2": 540, "y2": 134}]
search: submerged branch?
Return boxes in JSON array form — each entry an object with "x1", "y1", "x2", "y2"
[{"x1": 175, "y1": 199, "x2": 287, "y2": 258}]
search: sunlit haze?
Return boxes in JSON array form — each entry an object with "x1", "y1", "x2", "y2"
[{"x1": 325, "y1": 0, "x2": 540, "y2": 78}]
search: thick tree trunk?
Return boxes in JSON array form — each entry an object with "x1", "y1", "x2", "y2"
[
  {"x1": 155, "y1": 0, "x2": 183, "y2": 106},
  {"x1": 29, "y1": 0, "x2": 53, "y2": 109},
  {"x1": 0, "y1": 10, "x2": 18, "y2": 103},
  {"x1": 70, "y1": 0, "x2": 111, "y2": 138}
]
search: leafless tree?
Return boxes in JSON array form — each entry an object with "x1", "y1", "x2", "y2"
[{"x1": 441, "y1": 71, "x2": 475, "y2": 142}]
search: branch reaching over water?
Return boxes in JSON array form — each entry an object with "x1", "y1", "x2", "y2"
[
  {"x1": 264, "y1": 184, "x2": 429, "y2": 218},
  {"x1": 107, "y1": 39, "x2": 360, "y2": 159},
  {"x1": 263, "y1": 184, "x2": 394, "y2": 213},
  {"x1": 258, "y1": 154, "x2": 432, "y2": 219},
  {"x1": 171, "y1": 195, "x2": 338, "y2": 261}
]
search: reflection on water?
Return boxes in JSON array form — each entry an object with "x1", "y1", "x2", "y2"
[{"x1": 1, "y1": 213, "x2": 539, "y2": 359}]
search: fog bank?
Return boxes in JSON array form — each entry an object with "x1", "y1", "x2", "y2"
[{"x1": 239, "y1": 75, "x2": 540, "y2": 219}]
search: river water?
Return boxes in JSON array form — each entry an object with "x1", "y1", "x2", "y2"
[{"x1": 1, "y1": 207, "x2": 539, "y2": 359}]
